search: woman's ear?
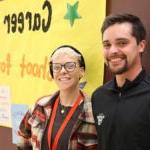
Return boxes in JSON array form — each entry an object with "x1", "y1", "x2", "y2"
[{"x1": 79, "y1": 67, "x2": 85, "y2": 79}]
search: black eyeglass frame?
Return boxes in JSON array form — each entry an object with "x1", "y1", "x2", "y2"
[{"x1": 51, "y1": 62, "x2": 77, "y2": 73}]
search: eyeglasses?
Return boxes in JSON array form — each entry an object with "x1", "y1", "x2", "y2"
[{"x1": 52, "y1": 62, "x2": 77, "y2": 73}]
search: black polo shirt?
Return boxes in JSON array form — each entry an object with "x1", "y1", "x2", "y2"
[{"x1": 92, "y1": 70, "x2": 150, "y2": 150}]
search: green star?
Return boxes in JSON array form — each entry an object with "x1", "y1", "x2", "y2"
[{"x1": 64, "y1": 1, "x2": 81, "y2": 26}]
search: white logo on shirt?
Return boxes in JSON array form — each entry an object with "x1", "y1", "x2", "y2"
[{"x1": 97, "y1": 113, "x2": 105, "y2": 126}]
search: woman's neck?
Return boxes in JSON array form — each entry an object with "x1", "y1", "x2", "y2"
[{"x1": 59, "y1": 88, "x2": 80, "y2": 106}]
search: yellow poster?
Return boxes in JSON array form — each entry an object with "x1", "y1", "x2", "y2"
[{"x1": 0, "y1": 0, "x2": 105, "y2": 107}]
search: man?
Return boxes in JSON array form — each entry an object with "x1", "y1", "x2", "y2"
[{"x1": 92, "y1": 13, "x2": 150, "y2": 150}]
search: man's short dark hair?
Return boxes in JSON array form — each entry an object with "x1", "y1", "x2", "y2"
[{"x1": 101, "y1": 13, "x2": 146, "y2": 44}]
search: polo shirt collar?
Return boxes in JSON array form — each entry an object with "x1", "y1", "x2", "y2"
[{"x1": 112, "y1": 69, "x2": 146, "y2": 91}]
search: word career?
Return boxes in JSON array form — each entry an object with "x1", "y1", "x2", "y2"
[{"x1": 3, "y1": 0, "x2": 52, "y2": 33}]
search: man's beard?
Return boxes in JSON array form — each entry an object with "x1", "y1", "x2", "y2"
[{"x1": 107, "y1": 58, "x2": 128, "y2": 75}]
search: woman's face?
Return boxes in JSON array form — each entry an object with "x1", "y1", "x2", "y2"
[{"x1": 52, "y1": 54, "x2": 84, "y2": 91}]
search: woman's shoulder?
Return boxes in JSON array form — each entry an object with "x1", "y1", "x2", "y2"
[
  {"x1": 36, "y1": 95, "x2": 53, "y2": 106},
  {"x1": 35, "y1": 91, "x2": 59, "y2": 106}
]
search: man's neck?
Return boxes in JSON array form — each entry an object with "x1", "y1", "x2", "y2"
[{"x1": 116, "y1": 67, "x2": 142, "y2": 88}]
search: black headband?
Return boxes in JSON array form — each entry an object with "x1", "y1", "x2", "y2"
[{"x1": 49, "y1": 45, "x2": 85, "y2": 78}]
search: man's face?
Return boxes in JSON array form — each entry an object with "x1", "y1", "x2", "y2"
[{"x1": 102, "y1": 22, "x2": 144, "y2": 74}]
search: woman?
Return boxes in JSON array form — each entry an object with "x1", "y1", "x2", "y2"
[{"x1": 17, "y1": 45, "x2": 97, "y2": 150}]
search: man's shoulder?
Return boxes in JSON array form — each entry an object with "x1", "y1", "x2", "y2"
[
  {"x1": 95, "y1": 80, "x2": 113, "y2": 92},
  {"x1": 93, "y1": 80, "x2": 113, "y2": 95}
]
